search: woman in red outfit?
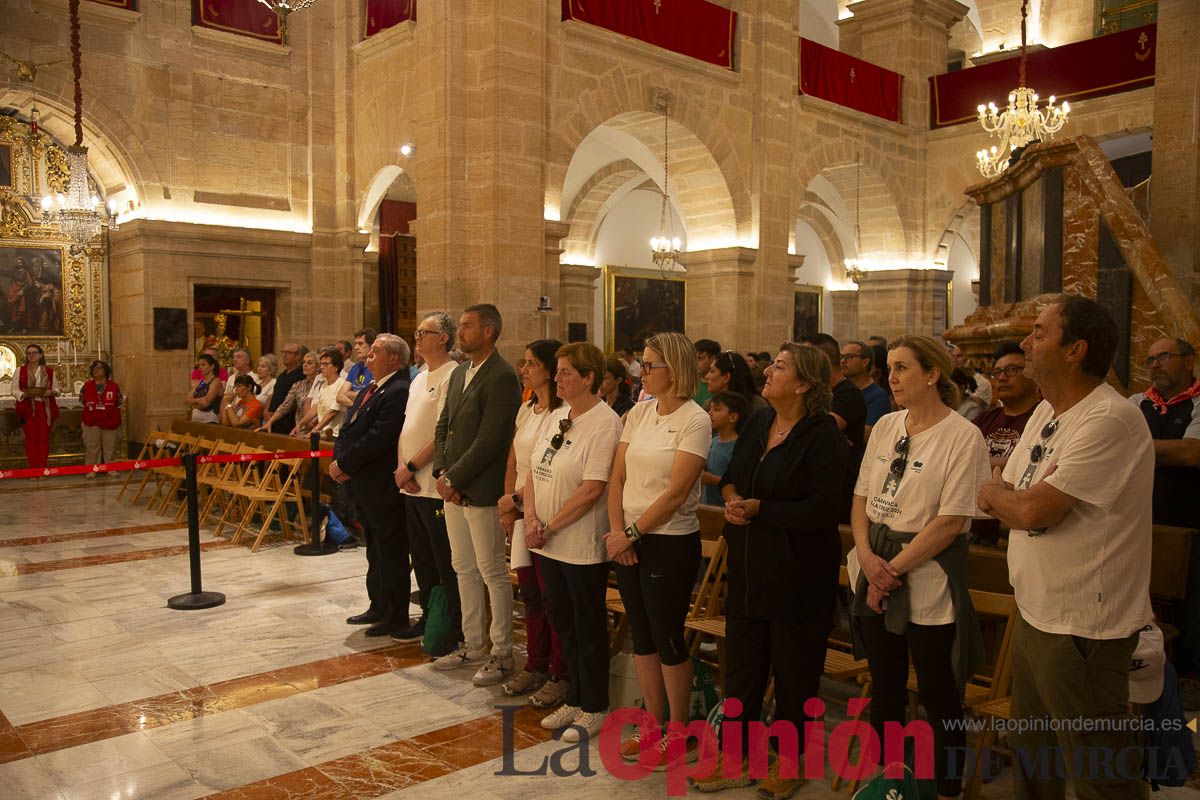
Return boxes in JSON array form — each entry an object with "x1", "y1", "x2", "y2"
[
  {"x1": 81, "y1": 360, "x2": 122, "y2": 473},
  {"x1": 12, "y1": 343, "x2": 59, "y2": 476}
]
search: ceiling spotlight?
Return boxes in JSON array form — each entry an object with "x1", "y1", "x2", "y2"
[{"x1": 399, "y1": 143, "x2": 414, "y2": 157}]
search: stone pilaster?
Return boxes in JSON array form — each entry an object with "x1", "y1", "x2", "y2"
[
  {"x1": 559, "y1": 264, "x2": 601, "y2": 344},
  {"x1": 837, "y1": 0, "x2": 969, "y2": 128},
  {"x1": 855, "y1": 268, "x2": 954, "y2": 340},
  {"x1": 829, "y1": 289, "x2": 861, "y2": 344},
  {"x1": 679, "y1": 247, "x2": 758, "y2": 349},
  {"x1": 1149, "y1": 0, "x2": 1200, "y2": 308}
]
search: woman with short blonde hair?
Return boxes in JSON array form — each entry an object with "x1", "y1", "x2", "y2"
[
  {"x1": 605, "y1": 331, "x2": 712, "y2": 765},
  {"x1": 643, "y1": 332, "x2": 698, "y2": 400}
]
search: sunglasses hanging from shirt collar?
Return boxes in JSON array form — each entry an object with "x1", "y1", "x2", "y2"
[
  {"x1": 551, "y1": 417, "x2": 573, "y2": 450},
  {"x1": 1019, "y1": 418, "x2": 1061, "y2": 533}
]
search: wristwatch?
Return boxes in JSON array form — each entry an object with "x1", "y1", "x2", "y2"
[
  {"x1": 443, "y1": 475, "x2": 454, "y2": 489},
  {"x1": 623, "y1": 522, "x2": 643, "y2": 543},
  {"x1": 432, "y1": 467, "x2": 446, "y2": 480},
  {"x1": 405, "y1": 461, "x2": 418, "y2": 474}
]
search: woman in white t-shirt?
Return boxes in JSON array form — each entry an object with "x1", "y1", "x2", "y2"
[
  {"x1": 295, "y1": 348, "x2": 349, "y2": 438},
  {"x1": 604, "y1": 332, "x2": 711, "y2": 765},
  {"x1": 524, "y1": 342, "x2": 623, "y2": 742},
  {"x1": 848, "y1": 335, "x2": 990, "y2": 799},
  {"x1": 495, "y1": 339, "x2": 569, "y2": 705}
]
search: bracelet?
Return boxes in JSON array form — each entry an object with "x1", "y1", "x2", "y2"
[{"x1": 405, "y1": 461, "x2": 418, "y2": 474}]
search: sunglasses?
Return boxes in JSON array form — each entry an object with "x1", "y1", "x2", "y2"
[
  {"x1": 890, "y1": 435, "x2": 910, "y2": 479},
  {"x1": 550, "y1": 417, "x2": 573, "y2": 450},
  {"x1": 1029, "y1": 419, "x2": 1059, "y2": 464}
]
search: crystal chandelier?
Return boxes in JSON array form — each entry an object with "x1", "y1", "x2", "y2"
[
  {"x1": 255, "y1": 0, "x2": 318, "y2": 38},
  {"x1": 649, "y1": 90, "x2": 681, "y2": 274},
  {"x1": 975, "y1": 0, "x2": 1070, "y2": 178},
  {"x1": 41, "y1": 0, "x2": 117, "y2": 250}
]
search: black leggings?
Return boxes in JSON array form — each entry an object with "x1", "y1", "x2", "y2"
[
  {"x1": 614, "y1": 532, "x2": 701, "y2": 667},
  {"x1": 858, "y1": 615, "x2": 966, "y2": 797}
]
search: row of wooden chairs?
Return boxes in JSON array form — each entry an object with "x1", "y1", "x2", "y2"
[{"x1": 116, "y1": 429, "x2": 309, "y2": 552}]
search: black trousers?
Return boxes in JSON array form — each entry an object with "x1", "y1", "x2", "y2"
[
  {"x1": 724, "y1": 613, "x2": 830, "y2": 755},
  {"x1": 858, "y1": 615, "x2": 966, "y2": 798},
  {"x1": 352, "y1": 478, "x2": 410, "y2": 626},
  {"x1": 538, "y1": 553, "x2": 610, "y2": 713},
  {"x1": 614, "y1": 532, "x2": 701, "y2": 666},
  {"x1": 405, "y1": 495, "x2": 462, "y2": 644}
]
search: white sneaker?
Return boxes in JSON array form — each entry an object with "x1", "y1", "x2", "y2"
[
  {"x1": 561, "y1": 709, "x2": 607, "y2": 743},
  {"x1": 540, "y1": 704, "x2": 581, "y2": 730},
  {"x1": 433, "y1": 645, "x2": 487, "y2": 671},
  {"x1": 472, "y1": 654, "x2": 515, "y2": 686}
]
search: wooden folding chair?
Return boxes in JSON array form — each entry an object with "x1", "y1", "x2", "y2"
[
  {"x1": 681, "y1": 537, "x2": 730, "y2": 681},
  {"x1": 825, "y1": 567, "x2": 870, "y2": 682},
  {"x1": 184, "y1": 439, "x2": 238, "y2": 524},
  {"x1": 205, "y1": 445, "x2": 263, "y2": 539},
  {"x1": 143, "y1": 433, "x2": 200, "y2": 512},
  {"x1": 155, "y1": 436, "x2": 218, "y2": 517},
  {"x1": 228, "y1": 453, "x2": 309, "y2": 552},
  {"x1": 117, "y1": 428, "x2": 168, "y2": 501},
  {"x1": 129, "y1": 432, "x2": 192, "y2": 507}
]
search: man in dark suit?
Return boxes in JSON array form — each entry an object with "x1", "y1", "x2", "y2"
[
  {"x1": 431, "y1": 304, "x2": 522, "y2": 685},
  {"x1": 332, "y1": 333, "x2": 412, "y2": 637}
]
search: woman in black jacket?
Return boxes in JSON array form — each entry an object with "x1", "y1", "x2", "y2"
[{"x1": 691, "y1": 341, "x2": 848, "y2": 798}]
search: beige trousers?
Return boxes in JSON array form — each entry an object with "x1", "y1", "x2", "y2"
[{"x1": 82, "y1": 424, "x2": 119, "y2": 465}]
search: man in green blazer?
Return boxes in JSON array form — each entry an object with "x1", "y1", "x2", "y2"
[{"x1": 431, "y1": 303, "x2": 522, "y2": 686}]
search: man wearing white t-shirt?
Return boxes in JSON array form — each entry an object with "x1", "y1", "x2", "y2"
[
  {"x1": 392, "y1": 312, "x2": 461, "y2": 653},
  {"x1": 979, "y1": 295, "x2": 1154, "y2": 799}
]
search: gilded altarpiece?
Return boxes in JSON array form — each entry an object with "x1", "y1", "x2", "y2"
[{"x1": 0, "y1": 116, "x2": 120, "y2": 467}]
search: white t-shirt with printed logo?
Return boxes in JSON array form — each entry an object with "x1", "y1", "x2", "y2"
[
  {"x1": 847, "y1": 410, "x2": 990, "y2": 625},
  {"x1": 400, "y1": 361, "x2": 456, "y2": 499},
  {"x1": 619, "y1": 399, "x2": 712, "y2": 536},
  {"x1": 514, "y1": 400, "x2": 562, "y2": 493},
  {"x1": 530, "y1": 403, "x2": 624, "y2": 565},
  {"x1": 1003, "y1": 384, "x2": 1155, "y2": 639}
]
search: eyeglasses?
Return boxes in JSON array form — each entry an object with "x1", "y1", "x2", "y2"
[
  {"x1": 890, "y1": 436, "x2": 910, "y2": 479},
  {"x1": 839, "y1": 353, "x2": 868, "y2": 362},
  {"x1": 414, "y1": 328, "x2": 441, "y2": 339},
  {"x1": 642, "y1": 362, "x2": 668, "y2": 372},
  {"x1": 550, "y1": 418, "x2": 573, "y2": 450},
  {"x1": 988, "y1": 364, "x2": 1024, "y2": 380},
  {"x1": 1029, "y1": 419, "x2": 1059, "y2": 464},
  {"x1": 1143, "y1": 353, "x2": 1184, "y2": 368}
]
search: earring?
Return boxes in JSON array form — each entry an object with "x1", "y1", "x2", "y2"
[{"x1": 927, "y1": 380, "x2": 933, "y2": 386}]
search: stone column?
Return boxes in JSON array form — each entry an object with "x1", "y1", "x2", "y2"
[
  {"x1": 829, "y1": 289, "x2": 861, "y2": 344},
  {"x1": 1150, "y1": 0, "x2": 1200, "y2": 307},
  {"x1": 855, "y1": 268, "x2": 954, "y2": 340},
  {"x1": 679, "y1": 247, "x2": 758, "y2": 349},
  {"x1": 836, "y1": 0, "x2": 969, "y2": 128},
  {"x1": 559, "y1": 264, "x2": 601, "y2": 343}
]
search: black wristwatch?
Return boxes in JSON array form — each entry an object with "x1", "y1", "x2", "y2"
[{"x1": 405, "y1": 461, "x2": 418, "y2": 474}]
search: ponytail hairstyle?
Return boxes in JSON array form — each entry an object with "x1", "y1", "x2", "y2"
[{"x1": 890, "y1": 335, "x2": 959, "y2": 409}]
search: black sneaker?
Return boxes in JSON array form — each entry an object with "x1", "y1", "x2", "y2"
[{"x1": 391, "y1": 619, "x2": 425, "y2": 644}]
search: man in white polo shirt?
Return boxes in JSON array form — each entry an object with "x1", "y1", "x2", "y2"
[{"x1": 978, "y1": 294, "x2": 1154, "y2": 800}]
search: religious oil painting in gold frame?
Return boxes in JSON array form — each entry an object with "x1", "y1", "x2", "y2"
[
  {"x1": 605, "y1": 266, "x2": 686, "y2": 354},
  {"x1": 0, "y1": 243, "x2": 68, "y2": 339},
  {"x1": 792, "y1": 285, "x2": 823, "y2": 341}
]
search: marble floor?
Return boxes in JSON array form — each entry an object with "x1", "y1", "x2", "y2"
[{"x1": 1, "y1": 476, "x2": 1198, "y2": 799}]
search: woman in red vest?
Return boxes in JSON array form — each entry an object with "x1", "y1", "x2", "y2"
[
  {"x1": 12, "y1": 343, "x2": 59, "y2": 476},
  {"x1": 81, "y1": 360, "x2": 122, "y2": 474}
]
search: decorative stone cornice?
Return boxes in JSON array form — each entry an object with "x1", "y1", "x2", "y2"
[{"x1": 840, "y1": 0, "x2": 969, "y2": 31}]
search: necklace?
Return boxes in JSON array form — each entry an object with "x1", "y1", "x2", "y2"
[{"x1": 772, "y1": 419, "x2": 798, "y2": 438}]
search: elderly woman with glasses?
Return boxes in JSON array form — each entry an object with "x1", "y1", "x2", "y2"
[
  {"x1": 691, "y1": 342, "x2": 847, "y2": 797},
  {"x1": 847, "y1": 334, "x2": 990, "y2": 800}
]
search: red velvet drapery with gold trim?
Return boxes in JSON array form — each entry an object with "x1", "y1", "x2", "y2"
[
  {"x1": 364, "y1": 0, "x2": 415, "y2": 38},
  {"x1": 799, "y1": 38, "x2": 903, "y2": 123},
  {"x1": 192, "y1": 0, "x2": 282, "y2": 44},
  {"x1": 562, "y1": 0, "x2": 737, "y2": 70}
]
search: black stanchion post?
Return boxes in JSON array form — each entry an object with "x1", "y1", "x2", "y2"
[
  {"x1": 294, "y1": 432, "x2": 334, "y2": 556},
  {"x1": 167, "y1": 452, "x2": 226, "y2": 610}
]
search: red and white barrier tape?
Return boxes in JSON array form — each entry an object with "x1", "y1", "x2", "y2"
[{"x1": 0, "y1": 449, "x2": 333, "y2": 480}]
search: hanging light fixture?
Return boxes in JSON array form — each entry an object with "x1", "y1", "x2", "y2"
[
  {"x1": 975, "y1": 0, "x2": 1070, "y2": 178},
  {"x1": 254, "y1": 0, "x2": 318, "y2": 39},
  {"x1": 843, "y1": 154, "x2": 865, "y2": 285},
  {"x1": 40, "y1": 0, "x2": 117, "y2": 251},
  {"x1": 649, "y1": 90, "x2": 681, "y2": 274}
]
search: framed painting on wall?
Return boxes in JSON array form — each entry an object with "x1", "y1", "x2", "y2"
[
  {"x1": 0, "y1": 244, "x2": 67, "y2": 339},
  {"x1": 605, "y1": 266, "x2": 686, "y2": 353},
  {"x1": 792, "y1": 285, "x2": 823, "y2": 341}
]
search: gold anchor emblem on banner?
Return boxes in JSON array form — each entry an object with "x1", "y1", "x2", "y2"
[{"x1": 1135, "y1": 31, "x2": 1152, "y2": 62}]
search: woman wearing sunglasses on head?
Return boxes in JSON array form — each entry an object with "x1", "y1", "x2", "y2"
[{"x1": 846, "y1": 334, "x2": 990, "y2": 800}]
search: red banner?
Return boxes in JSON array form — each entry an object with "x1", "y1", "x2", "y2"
[
  {"x1": 930, "y1": 24, "x2": 1156, "y2": 128},
  {"x1": 193, "y1": 0, "x2": 282, "y2": 44},
  {"x1": 364, "y1": 0, "x2": 414, "y2": 38},
  {"x1": 87, "y1": 0, "x2": 136, "y2": 9},
  {"x1": 562, "y1": 0, "x2": 737, "y2": 71},
  {"x1": 799, "y1": 38, "x2": 903, "y2": 123},
  {"x1": 0, "y1": 450, "x2": 332, "y2": 480}
]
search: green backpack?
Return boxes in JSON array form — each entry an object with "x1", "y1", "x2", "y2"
[
  {"x1": 421, "y1": 585, "x2": 451, "y2": 655},
  {"x1": 850, "y1": 740, "x2": 936, "y2": 800}
]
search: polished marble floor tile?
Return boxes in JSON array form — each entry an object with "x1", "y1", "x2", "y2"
[
  {"x1": 59, "y1": 761, "x2": 207, "y2": 800},
  {"x1": 0, "y1": 755, "x2": 63, "y2": 799},
  {"x1": 35, "y1": 731, "x2": 173, "y2": 789}
]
